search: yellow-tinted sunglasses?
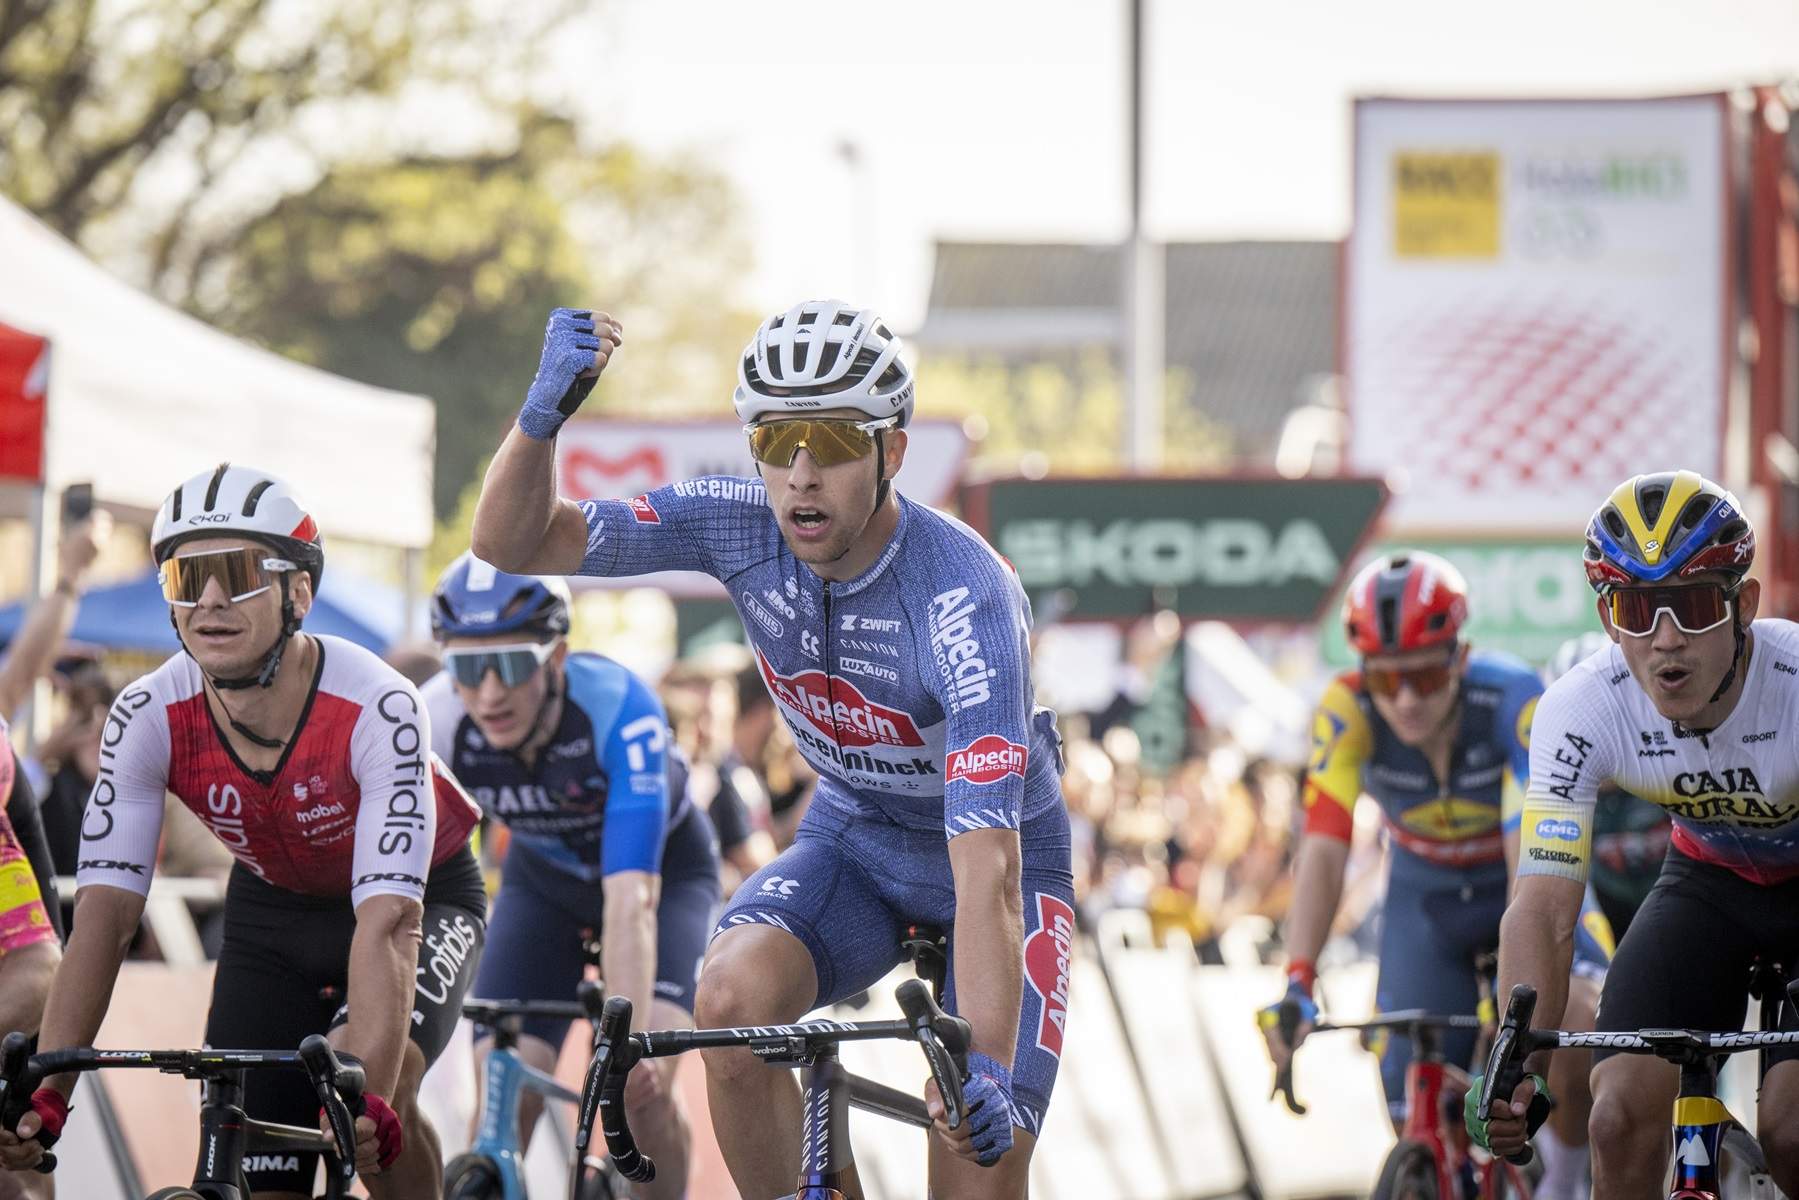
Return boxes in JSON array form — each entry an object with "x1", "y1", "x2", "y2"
[{"x1": 745, "y1": 416, "x2": 898, "y2": 468}]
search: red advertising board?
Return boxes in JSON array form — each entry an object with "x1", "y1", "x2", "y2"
[{"x1": 0, "y1": 323, "x2": 49, "y2": 484}]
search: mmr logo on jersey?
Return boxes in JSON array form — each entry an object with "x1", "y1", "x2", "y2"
[
  {"x1": 1023, "y1": 893, "x2": 1074, "y2": 1057},
  {"x1": 947, "y1": 735, "x2": 1027, "y2": 785},
  {"x1": 756, "y1": 651, "x2": 923, "y2": 748}
]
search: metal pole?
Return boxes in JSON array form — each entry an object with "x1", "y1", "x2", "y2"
[{"x1": 1123, "y1": 0, "x2": 1164, "y2": 472}]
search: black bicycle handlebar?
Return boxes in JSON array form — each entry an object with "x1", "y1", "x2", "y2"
[
  {"x1": 0, "y1": 1032, "x2": 366, "y2": 1179},
  {"x1": 1477, "y1": 984, "x2": 1538, "y2": 1167},
  {"x1": 575, "y1": 982, "x2": 976, "y2": 1183},
  {"x1": 1273, "y1": 1004, "x2": 1485, "y2": 1116}
]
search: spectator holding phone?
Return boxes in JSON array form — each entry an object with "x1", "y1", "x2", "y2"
[{"x1": 0, "y1": 486, "x2": 112, "y2": 722}]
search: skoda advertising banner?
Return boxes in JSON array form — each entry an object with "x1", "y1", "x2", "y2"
[
  {"x1": 1322, "y1": 537, "x2": 1600, "y2": 668},
  {"x1": 961, "y1": 477, "x2": 1388, "y2": 622}
]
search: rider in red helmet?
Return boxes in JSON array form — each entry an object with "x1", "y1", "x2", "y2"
[{"x1": 1262, "y1": 551, "x2": 1607, "y2": 1198}]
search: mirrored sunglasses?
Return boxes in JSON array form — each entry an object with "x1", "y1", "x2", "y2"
[
  {"x1": 1606, "y1": 583, "x2": 1736, "y2": 638},
  {"x1": 160, "y1": 547, "x2": 297, "y2": 607},
  {"x1": 1363, "y1": 657, "x2": 1458, "y2": 699},
  {"x1": 443, "y1": 641, "x2": 556, "y2": 688},
  {"x1": 744, "y1": 416, "x2": 898, "y2": 468}
]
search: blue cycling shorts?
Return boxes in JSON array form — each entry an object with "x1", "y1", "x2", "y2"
[
  {"x1": 474, "y1": 806, "x2": 721, "y2": 1046},
  {"x1": 1373, "y1": 857, "x2": 1611, "y2": 1116},
  {"x1": 715, "y1": 797, "x2": 1075, "y2": 1138}
]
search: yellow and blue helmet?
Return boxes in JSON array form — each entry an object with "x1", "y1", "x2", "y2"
[{"x1": 1583, "y1": 471, "x2": 1754, "y2": 594}]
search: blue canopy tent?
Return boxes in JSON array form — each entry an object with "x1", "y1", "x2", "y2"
[{"x1": 0, "y1": 567, "x2": 419, "y2": 656}]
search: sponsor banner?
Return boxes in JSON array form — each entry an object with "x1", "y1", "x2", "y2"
[
  {"x1": 0, "y1": 323, "x2": 49, "y2": 485},
  {"x1": 963, "y1": 477, "x2": 1386, "y2": 622},
  {"x1": 1348, "y1": 97, "x2": 1729, "y2": 530},
  {"x1": 1322, "y1": 537, "x2": 1595, "y2": 668},
  {"x1": 555, "y1": 418, "x2": 967, "y2": 598}
]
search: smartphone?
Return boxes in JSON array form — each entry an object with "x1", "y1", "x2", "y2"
[{"x1": 62, "y1": 482, "x2": 94, "y2": 524}]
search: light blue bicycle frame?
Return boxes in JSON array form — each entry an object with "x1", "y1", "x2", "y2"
[{"x1": 469, "y1": 1041, "x2": 588, "y2": 1199}]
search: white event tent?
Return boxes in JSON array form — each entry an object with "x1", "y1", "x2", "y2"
[{"x1": 0, "y1": 194, "x2": 435, "y2": 550}]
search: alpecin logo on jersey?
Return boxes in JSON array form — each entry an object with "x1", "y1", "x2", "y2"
[
  {"x1": 928, "y1": 588, "x2": 998, "y2": 712},
  {"x1": 755, "y1": 651, "x2": 924, "y2": 748},
  {"x1": 628, "y1": 494, "x2": 660, "y2": 524},
  {"x1": 947, "y1": 735, "x2": 1027, "y2": 786},
  {"x1": 1023, "y1": 893, "x2": 1074, "y2": 1058}
]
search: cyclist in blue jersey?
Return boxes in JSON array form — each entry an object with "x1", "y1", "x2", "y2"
[
  {"x1": 424, "y1": 555, "x2": 717, "y2": 1200},
  {"x1": 1261, "y1": 552, "x2": 1607, "y2": 1199},
  {"x1": 470, "y1": 302, "x2": 1071, "y2": 1200}
]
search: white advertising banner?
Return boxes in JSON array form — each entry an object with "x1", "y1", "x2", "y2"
[
  {"x1": 553, "y1": 418, "x2": 967, "y2": 595},
  {"x1": 1346, "y1": 96, "x2": 1729, "y2": 532}
]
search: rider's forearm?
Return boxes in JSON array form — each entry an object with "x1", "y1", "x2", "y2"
[
  {"x1": 601, "y1": 877, "x2": 659, "y2": 1032},
  {"x1": 0, "y1": 586, "x2": 78, "y2": 721},
  {"x1": 1281, "y1": 834, "x2": 1352, "y2": 969},
  {"x1": 342, "y1": 897, "x2": 422, "y2": 1099},
  {"x1": 948, "y1": 830, "x2": 1024, "y2": 1066},
  {"x1": 471, "y1": 427, "x2": 578, "y2": 575},
  {"x1": 37, "y1": 888, "x2": 141, "y2": 1095},
  {"x1": 1496, "y1": 876, "x2": 1583, "y2": 1074}
]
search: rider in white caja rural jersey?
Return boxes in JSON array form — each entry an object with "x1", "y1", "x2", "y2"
[
  {"x1": 470, "y1": 302, "x2": 1072, "y2": 1200},
  {"x1": 1482, "y1": 472, "x2": 1799, "y2": 1200}
]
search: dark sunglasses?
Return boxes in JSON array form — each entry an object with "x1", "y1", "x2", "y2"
[
  {"x1": 1605, "y1": 582, "x2": 1737, "y2": 638},
  {"x1": 443, "y1": 641, "x2": 556, "y2": 688},
  {"x1": 1363, "y1": 655, "x2": 1458, "y2": 699},
  {"x1": 160, "y1": 547, "x2": 297, "y2": 607},
  {"x1": 745, "y1": 416, "x2": 898, "y2": 468}
]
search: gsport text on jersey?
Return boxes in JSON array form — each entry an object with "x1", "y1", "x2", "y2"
[{"x1": 576, "y1": 478, "x2": 1063, "y2": 838}]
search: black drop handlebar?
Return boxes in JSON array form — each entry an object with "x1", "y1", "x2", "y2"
[
  {"x1": 0, "y1": 1031, "x2": 366, "y2": 1179},
  {"x1": 1272, "y1": 1002, "x2": 1485, "y2": 1116},
  {"x1": 575, "y1": 978, "x2": 972, "y2": 1184}
]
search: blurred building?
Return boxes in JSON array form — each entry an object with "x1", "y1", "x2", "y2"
[{"x1": 911, "y1": 239, "x2": 1337, "y2": 463}]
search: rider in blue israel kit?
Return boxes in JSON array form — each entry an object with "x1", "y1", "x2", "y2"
[
  {"x1": 468, "y1": 302, "x2": 1072, "y2": 1200},
  {"x1": 423, "y1": 555, "x2": 718, "y2": 1200}
]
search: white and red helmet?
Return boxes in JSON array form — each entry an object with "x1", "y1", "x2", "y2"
[{"x1": 151, "y1": 463, "x2": 324, "y2": 587}]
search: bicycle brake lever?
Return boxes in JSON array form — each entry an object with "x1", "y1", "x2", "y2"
[{"x1": 1478, "y1": 985, "x2": 1538, "y2": 1166}]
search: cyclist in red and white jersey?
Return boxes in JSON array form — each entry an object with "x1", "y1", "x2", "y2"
[{"x1": 0, "y1": 464, "x2": 485, "y2": 1200}]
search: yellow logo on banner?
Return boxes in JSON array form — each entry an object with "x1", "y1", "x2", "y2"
[{"x1": 1392, "y1": 151, "x2": 1501, "y2": 258}]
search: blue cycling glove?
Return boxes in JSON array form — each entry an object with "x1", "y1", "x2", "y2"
[
  {"x1": 1257, "y1": 980, "x2": 1319, "y2": 1045},
  {"x1": 960, "y1": 1051, "x2": 1017, "y2": 1167},
  {"x1": 518, "y1": 307, "x2": 606, "y2": 440}
]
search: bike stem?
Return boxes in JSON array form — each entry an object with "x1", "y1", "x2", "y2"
[{"x1": 795, "y1": 1044, "x2": 856, "y2": 1194}]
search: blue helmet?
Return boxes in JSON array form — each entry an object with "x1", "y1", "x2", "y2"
[{"x1": 431, "y1": 553, "x2": 572, "y2": 641}]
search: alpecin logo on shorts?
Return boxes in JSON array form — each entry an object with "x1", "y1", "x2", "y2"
[{"x1": 1022, "y1": 892, "x2": 1074, "y2": 1057}]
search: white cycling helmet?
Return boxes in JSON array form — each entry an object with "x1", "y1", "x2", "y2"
[
  {"x1": 152, "y1": 462, "x2": 324, "y2": 588},
  {"x1": 153, "y1": 464, "x2": 325, "y2": 695},
  {"x1": 1544, "y1": 630, "x2": 1613, "y2": 687},
  {"x1": 733, "y1": 300, "x2": 915, "y2": 427}
]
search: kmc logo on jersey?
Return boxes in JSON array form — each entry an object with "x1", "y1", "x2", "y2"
[
  {"x1": 947, "y1": 735, "x2": 1027, "y2": 786},
  {"x1": 755, "y1": 651, "x2": 924, "y2": 748},
  {"x1": 628, "y1": 494, "x2": 661, "y2": 524},
  {"x1": 1023, "y1": 893, "x2": 1074, "y2": 1057}
]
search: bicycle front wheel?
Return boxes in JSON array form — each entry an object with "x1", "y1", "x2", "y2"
[
  {"x1": 1373, "y1": 1139, "x2": 1444, "y2": 1200},
  {"x1": 143, "y1": 1189, "x2": 207, "y2": 1200},
  {"x1": 444, "y1": 1152, "x2": 505, "y2": 1200}
]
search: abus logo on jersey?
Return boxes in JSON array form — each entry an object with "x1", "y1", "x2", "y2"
[
  {"x1": 947, "y1": 735, "x2": 1027, "y2": 786},
  {"x1": 928, "y1": 588, "x2": 997, "y2": 712},
  {"x1": 755, "y1": 651, "x2": 923, "y2": 748},
  {"x1": 628, "y1": 494, "x2": 660, "y2": 524},
  {"x1": 1023, "y1": 893, "x2": 1074, "y2": 1057}
]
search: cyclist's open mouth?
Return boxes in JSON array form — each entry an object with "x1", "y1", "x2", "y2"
[
  {"x1": 191, "y1": 623, "x2": 244, "y2": 647},
  {"x1": 1652, "y1": 664, "x2": 1692, "y2": 694},
  {"x1": 788, "y1": 507, "x2": 831, "y2": 541}
]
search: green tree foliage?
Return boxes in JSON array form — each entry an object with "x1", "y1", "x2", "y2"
[
  {"x1": 916, "y1": 351, "x2": 1235, "y2": 477},
  {"x1": 195, "y1": 111, "x2": 754, "y2": 518},
  {"x1": 0, "y1": 1, "x2": 757, "y2": 522},
  {"x1": 0, "y1": 0, "x2": 583, "y2": 285}
]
